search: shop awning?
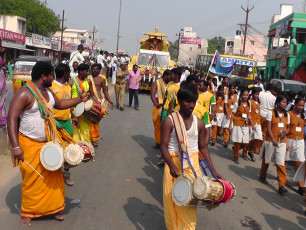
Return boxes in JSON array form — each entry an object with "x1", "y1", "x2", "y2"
[
  {"x1": 267, "y1": 29, "x2": 276, "y2": 37},
  {"x1": 4, "y1": 43, "x2": 35, "y2": 52}
]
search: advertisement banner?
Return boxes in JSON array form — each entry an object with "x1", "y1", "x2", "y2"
[
  {"x1": 43, "y1": 37, "x2": 51, "y2": 46},
  {"x1": 32, "y1": 34, "x2": 43, "y2": 45},
  {"x1": 208, "y1": 50, "x2": 237, "y2": 76},
  {"x1": 0, "y1": 28, "x2": 25, "y2": 43},
  {"x1": 180, "y1": 37, "x2": 201, "y2": 45}
]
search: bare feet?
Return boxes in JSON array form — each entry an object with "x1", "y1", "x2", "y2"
[
  {"x1": 64, "y1": 176, "x2": 74, "y2": 186},
  {"x1": 91, "y1": 141, "x2": 98, "y2": 147},
  {"x1": 21, "y1": 217, "x2": 32, "y2": 226},
  {"x1": 53, "y1": 212, "x2": 64, "y2": 221}
]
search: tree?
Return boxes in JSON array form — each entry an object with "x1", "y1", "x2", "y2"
[
  {"x1": 169, "y1": 39, "x2": 179, "y2": 61},
  {"x1": 207, "y1": 36, "x2": 225, "y2": 54},
  {"x1": 1, "y1": 0, "x2": 61, "y2": 37}
]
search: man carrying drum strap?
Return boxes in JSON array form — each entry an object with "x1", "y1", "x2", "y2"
[
  {"x1": 161, "y1": 82, "x2": 222, "y2": 230},
  {"x1": 7, "y1": 61, "x2": 87, "y2": 226}
]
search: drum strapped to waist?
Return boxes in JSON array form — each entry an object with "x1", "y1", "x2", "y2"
[
  {"x1": 82, "y1": 99, "x2": 106, "y2": 124},
  {"x1": 170, "y1": 112, "x2": 236, "y2": 209}
]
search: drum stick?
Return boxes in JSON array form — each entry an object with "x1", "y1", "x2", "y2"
[{"x1": 24, "y1": 160, "x2": 45, "y2": 180}]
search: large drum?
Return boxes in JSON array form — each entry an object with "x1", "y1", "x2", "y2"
[
  {"x1": 83, "y1": 100, "x2": 106, "y2": 124},
  {"x1": 40, "y1": 142, "x2": 64, "y2": 171}
]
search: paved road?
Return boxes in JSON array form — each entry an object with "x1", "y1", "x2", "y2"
[{"x1": 0, "y1": 87, "x2": 305, "y2": 230}]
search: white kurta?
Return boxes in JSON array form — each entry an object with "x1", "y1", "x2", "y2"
[
  {"x1": 231, "y1": 126, "x2": 250, "y2": 143},
  {"x1": 249, "y1": 124, "x2": 263, "y2": 140},
  {"x1": 293, "y1": 161, "x2": 306, "y2": 187}
]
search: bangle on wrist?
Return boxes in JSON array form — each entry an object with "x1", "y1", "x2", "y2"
[{"x1": 12, "y1": 146, "x2": 21, "y2": 150}]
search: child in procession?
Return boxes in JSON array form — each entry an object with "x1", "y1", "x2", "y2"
[{"x1": 259, "y1": 95, "x2": 290, "y2": 195}]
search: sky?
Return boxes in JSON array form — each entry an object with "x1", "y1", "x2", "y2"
[{"x1": 45, "y1": 0, "x2": 305, "y2": 55}]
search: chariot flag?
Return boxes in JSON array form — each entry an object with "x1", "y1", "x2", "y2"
[{"x1": 208, "y1": 50, "x2": 236, "y2": 76}]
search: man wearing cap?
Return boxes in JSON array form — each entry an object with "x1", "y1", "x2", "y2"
[
  {"x1": 69, "y1": 45, "x2": 85, "y2": 71},
  {"x1": 126, "y1": 64, "x2": 142, "y2": 110},
  {"x1": 115, "y1": 63, "x2": 128, "y2": 111}
]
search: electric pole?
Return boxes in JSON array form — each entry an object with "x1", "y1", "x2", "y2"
[
  {"x1": 241, "y1": 5, "x2": 254, "y2": 54},
  {"x1": 116, "y1": 0, "x2": 122, "y2": 53},
  {"x1": 59, "y1": 10, "x2": 64, "y2": 63}
]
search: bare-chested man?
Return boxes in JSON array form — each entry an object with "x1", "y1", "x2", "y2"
[{"x1": 89, "y1": 63, "x2": 114, "y2": 147}]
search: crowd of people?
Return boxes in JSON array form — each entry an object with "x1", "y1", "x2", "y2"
[
  {"x1": 1, "y1": 40, "x2": 305, "y2": 228},
  {"x1": 150, "y1": 66, "x2": 306, "y2": 229}
]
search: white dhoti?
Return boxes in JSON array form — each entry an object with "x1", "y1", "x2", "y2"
[
  {"x1": 259, "y1": 141, "x2": 286, "y2": 166},
  {"x1": 286, "y1": 139, "x2": 305, "y2": 162},
  {"x1": 231, "y1": 126, "x2": 249, "y2": 143}
]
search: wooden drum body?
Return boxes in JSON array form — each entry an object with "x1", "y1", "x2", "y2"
[{"x1": 83, "y1": 100, "x2": 105, "y2": 124}]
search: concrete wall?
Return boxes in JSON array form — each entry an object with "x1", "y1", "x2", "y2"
[{"x1": 0, "y1": 15, "x2": 26, "y2": 34}]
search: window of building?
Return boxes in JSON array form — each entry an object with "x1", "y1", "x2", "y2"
[
  {"x1": 198, "y1": 44, "x2": 201, "y2": 49},
  {"x1": 251, "y1": 40, "x2": 255, "y2": 46},
  {"x1": 18, "y1": 20, "x2": 26, "y2": 34},
  {"x1": 227, "y1": 41, "x2": 234, "y2": 48},
  {"x1": 190, "y1": 47, "x2": 192, "y2": 51}
]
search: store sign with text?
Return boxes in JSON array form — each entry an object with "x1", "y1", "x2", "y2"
[
  {"x1": 0, "y1": 28, "x2": 25, "y2": 43},
  {"x1": 32, "y1": 34, "x2": 43, "y2": 45},
  {"x1": 180, "y1": 37, "x2": 201, "y2": 45}
]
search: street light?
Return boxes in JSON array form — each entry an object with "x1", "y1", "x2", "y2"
[{"x1": 116, "y1": 0, "x2": 122, "y2": 53}]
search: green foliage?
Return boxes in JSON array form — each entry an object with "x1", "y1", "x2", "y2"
[
  {"x1": 207, "y1": 36, "x2": 225, "y2": 54},
  {"x1": 169, "y1": 39, "x2": 179, "y2": 61},
  {"x1": 0, "y1": 0, "x2": 61, "y2": 36}
]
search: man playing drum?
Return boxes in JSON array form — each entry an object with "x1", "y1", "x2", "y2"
[
  {"x1": 89, "y1": 63, "x2": 114, "y2": 147},
  {"x1": 161, "y1": 82, "x2": 222, "y2": 230},
  {"x1": 7, "y1": 61, "x2": 88, "y2": 226},
  {"x1": 71, "y1": 63, "x2": 99, "y2": 144}
]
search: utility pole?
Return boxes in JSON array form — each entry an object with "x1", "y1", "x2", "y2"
[
  {"x1": 116, "y1": 0, "x2": 122, "y2": 53},
  {"x1": 241, "y1": 5, "x2": 254, "y2": 54},
  {"x1": 59, "y1": 10, "x2": 64, "y2": 63},
  {"x1": 176, "y1": 29, "x2": 183, "y2": 62}
]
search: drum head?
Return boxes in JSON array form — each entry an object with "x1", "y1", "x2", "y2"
[
  {"x1": 75, "y1": 102, "x2": 85, "y2": 117},
  {"x1": 77, "y1": 141, "x2": 94, "y2": 155},
  {"x1": 40, "y1": 142, "x2": 64, "y2": 171},
  {"x1": 172, "y1": 176, "x2": 193, "y2": 206},
  {"x1": 84, "y1": 100, "x2": 93, "y2": 111},
  {"x1": 64, "y1": 144, "x2": 84, "y2": 166}
]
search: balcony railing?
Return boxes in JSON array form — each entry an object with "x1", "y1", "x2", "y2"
[{"x1": 266, "y1": 46, "x2": 291, "y2": 59}]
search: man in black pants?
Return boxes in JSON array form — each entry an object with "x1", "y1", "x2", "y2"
[{"x1": 126, "y1": 64, "x2": 142, "y2": 110}]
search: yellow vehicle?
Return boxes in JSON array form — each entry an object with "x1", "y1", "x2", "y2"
[
  {"x1": 195, "y1": 54, "x2": 256, "y2": 80},
  {"x1": 129, "y1": 27, "x2": 175, "y2": 91},
  {"x1": 12, "y1": 56, "x2": 55, "y2": 94}
]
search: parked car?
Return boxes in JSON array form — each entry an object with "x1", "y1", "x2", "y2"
[
  {"x1": 270, "y1": 79, "x2": 306, "y2": 94},
  {"x1": 229, "y1": 76, "x2": 254, "y2": 89}
]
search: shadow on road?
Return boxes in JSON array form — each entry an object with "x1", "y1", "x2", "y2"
[
  {"x1": 123, "y1": 197, "x2": 165, "y2": 230},
  {"x1": 262, "y1": 213, "x2": 304, "y2": 230},
  {"x1": 5, "y1": 183, "x2": 80, "y2": 218},
  {"x1": 228, "y1": 165, "x2": 273, "y2": 182},
  {"x1": 131, "y1": 135, "x2": 164, "y2": 206},
  {"x1": 256, "y1": 188, "x2": 304, "y2": 213}
]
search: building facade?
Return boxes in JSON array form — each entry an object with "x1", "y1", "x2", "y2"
[
  {"x1": 0, "y1": 15, "x2": 34, "y2": 59},
  {"x1": 178, "y1": 27, "x2": 207, "y2": 67},
  {"x1": 265, "y1": 4, "x2": 306, "y2": 80}
]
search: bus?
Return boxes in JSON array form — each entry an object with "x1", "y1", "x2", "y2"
[{"x1": 195, "y1": 54, "x2": 256, "y2": 80}]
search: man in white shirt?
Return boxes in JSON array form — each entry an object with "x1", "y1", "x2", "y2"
[
  {"x1": 180, "y1": 66, "x2": 190, "y2": 82},
  {"x1": 69, "y1": 45, "x2": 85, "y2": 70},
  {"x1": 70, "y1": 61, "x2": 78, "y2": 79},
  {"x1": 253, "y1": 77, "x2": 265, "y2": 92},
  {"x1": 259, "y1": 83, "x2": 277, "y2": 141}
]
